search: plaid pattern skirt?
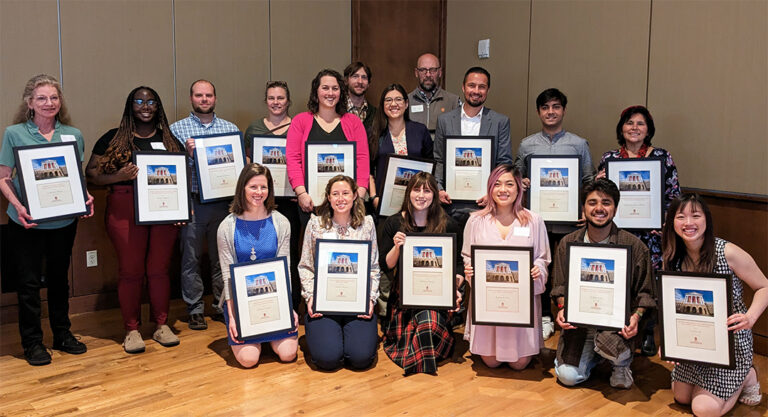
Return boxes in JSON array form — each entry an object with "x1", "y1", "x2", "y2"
[{"x1": 383, "y1": 302, "x2": 455, "y2": 375}]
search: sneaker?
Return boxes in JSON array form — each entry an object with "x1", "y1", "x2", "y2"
[
  {"x1": 123, "y1": 330, "x2": 145, "y2": 354},
  {"x1": 24, "y1": 343, "x2": 52, "y2": 366},
  {"x1": 542, "y1": 316, "x2": 555, "y2": 340},
  {"x1": 53, "y1": 332, "x2": 87, "y2": 354},
  {"x1": 610, "y1": 366, "x2": 634, "y2": 389},
  {"x1": 188, "y1": 313, "x2": 207, "y2": 330},
  {"x1": 153, "y1": 325, "x2": 180, "y2": 347}
]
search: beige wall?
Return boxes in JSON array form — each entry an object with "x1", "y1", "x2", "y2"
[{"x1": 446, "y1": 0, "x2": 767, "y2": 195}]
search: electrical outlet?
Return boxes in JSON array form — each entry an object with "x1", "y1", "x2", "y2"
[
  {"x1": 86, "y1": 250, "x2": 98, "y2": 267},
  {"x1": 478, "y1": 38, "x2": 490, "y2": 59}
]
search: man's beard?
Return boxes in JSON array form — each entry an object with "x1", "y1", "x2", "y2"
[{"x1": 193, "y1": 105, "x2": 214, "y2": 114}]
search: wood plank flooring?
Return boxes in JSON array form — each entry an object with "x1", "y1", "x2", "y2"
[{"x1": 0, "y1": 300, "x2": 765, "y2": 417}]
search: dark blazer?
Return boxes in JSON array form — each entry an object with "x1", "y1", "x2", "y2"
[{"x1": 373, "y1": 120, "x2": 433, "y2": 194}]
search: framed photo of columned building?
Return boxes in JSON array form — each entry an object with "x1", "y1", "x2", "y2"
[
  {"x1": 378, "y1": 155, "x2": 435, "y2": 217},
  {"x1": 564, "y1": 242, "x2": 631, "y2": 331},
  {"x1": 13, "y1": 142, "x2": 89, "y2": 222},
  {"x1": 657, "y1": 271, "x2": 735, "y2": 369},
  {"x1": 133, "y1": 152, "x2": 191, "y2": 225},
  {"x1": 251, "y1": 135, "x2": 292, "y2": 197},
  {"x1": 444, "y1": 136, "x2": 493, "y2": 202},
  {"x1": 399, "y1": 233, "x2": 456, "y2": 310},
  {"x1": 229, "y1": 256, "x2": 296, "y2": 343},
  {"x1": 193, "y1": 131, "x2": 246, "y2": 202},
  {"x1": 470, "y1": 245, "x2": 535, "y2": 327},
  {"x1": 305, "y1": 142, "x2": 357, "y2": 206},
  {"x1": 313, "y1": 239, "x2": 372, "y2": 315},
  {"x1": 605, "y1": 157, "x2": 665, "y2": 229},
  {"x1": 526, "y1": 155, "x2": 581, "y2": 224}
]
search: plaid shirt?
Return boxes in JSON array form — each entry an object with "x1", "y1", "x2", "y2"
[{"x1": 169, "y1": 112, "x2": 239, "y2": 193}]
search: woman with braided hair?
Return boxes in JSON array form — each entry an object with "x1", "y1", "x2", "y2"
[{"x1": 86, "y1": 86, "x2": 182, "y2": 354}]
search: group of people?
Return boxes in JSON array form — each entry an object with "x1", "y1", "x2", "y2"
[{"x1": 1, "y1": 51, "x2": 766, "y2": 417}]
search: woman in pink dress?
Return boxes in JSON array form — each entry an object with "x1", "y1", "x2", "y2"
[{"x1": 462, "y1": 164, "x2": 551, "y2": 369}]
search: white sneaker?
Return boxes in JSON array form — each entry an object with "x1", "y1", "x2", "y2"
[
  {"x1": 610, "y1": 366, "x2": 634, "y2": 389},
  {"x1": 542, "y1": 316, "x2": 555, "y2": 340}
]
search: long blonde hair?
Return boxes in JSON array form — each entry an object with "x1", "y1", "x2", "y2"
[
  {"x1": 13, "y1": 74, "x2": 71, "y2": 125},
  {"x1": 315, "y1": 175, "x2": 366, "y2": 229}
]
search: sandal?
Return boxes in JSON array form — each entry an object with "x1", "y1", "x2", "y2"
[{"x1": 738, "y1": 368, "x2": 762, "y2": 406}]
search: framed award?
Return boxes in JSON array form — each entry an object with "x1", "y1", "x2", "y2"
[
  {"x1": 305, "y1": 141, "x2": 356, "y2": 207},
  {"x1": 193, "y1": 131, "x2": 246, "y2": 202},
  {"x1": 444, "y1": 136, "x2": 493, "y2": 202},
  {"x1": 526, "y1": 155, "x2": 582, "y2": 224},
  {"x1": 251, "y1": 135, "x2": 293, "y2": 198},
  {"x1": 312, "y1": 239, "x2": 372, "y2": 315},
  {"x1": 377, "y1": 155, "x2": 435, "y2": 217},
  {"x1": 399, "y1": 233, "x2": 457, "y2": 310},
  {"x1": 605, "y1": 157, "x2": 665, "y2": 229},
  {"x1": 133, "y1": 151, "x2": 191, "y2": 225},
  {"x1": 470, "y1": 245, "x2": 535, "y2": 327}
]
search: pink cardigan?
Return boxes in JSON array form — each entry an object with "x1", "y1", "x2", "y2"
[{"x1": 286, "y1": 111, "x2": 370, "y2": 190}]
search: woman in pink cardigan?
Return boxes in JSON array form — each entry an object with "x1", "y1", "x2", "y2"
[{"x1": 286, "y1": 69, "x2": 370, "y2": 227}]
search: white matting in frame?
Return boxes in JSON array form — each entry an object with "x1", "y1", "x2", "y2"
[
  {"x1": 399, "y1": 233, "x2": 456, "y2": 309},
  {"x1": 229, "y1": 257, "x2": 296, "y2": 343},
  {"x1": 605, "y1": 157, "x2": 665, "y2": 229},
  {"x1": 528, "y1": 155, "x2": 581, "y2": 223},
  {"x1": 471, "y1": 245, "x2": 534, "y2": 327},
  {"x1": 252, "y1": 135, "x2": 293, "y2": 197},
  {"x1": 444, "y1": 136, "x2": 493, "y2": 202},
  {"x1": 658, "y1": 271, "x2": 735, "y2": 369},
  {"x1": 305, "y1": 142, "x2": 356, "y2": 207},
  {"x1": 378, "y1": 155, "x2": 435, "y2": 217},
  {"x1": 313, "y1": 239, "x2": 371, "y2": 315},
  {"x1": 133, "y1": 152, "x2": 191, "y2": 225},
  {"x1": 565, "y1": 242, "x2": 630, "y2": 331},
  {"x1": 13, "y1": 142, "x2": 88, "y2": 222},
  {"x1": 193, "y1": 131, "x2": 245, "y2": 202}
]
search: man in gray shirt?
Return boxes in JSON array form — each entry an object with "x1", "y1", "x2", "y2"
[{"x1": 408, "y1": 53, "x2": 461, "y2": 132}]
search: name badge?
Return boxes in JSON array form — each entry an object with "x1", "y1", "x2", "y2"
[
  {"x1": 411, "y1": 104, "x2": 424, "y2": 113},
  {"x1": 60, "y1": 134, "x2": 76, "y2": 143},
  {"x1": 150, "y1": 142, "x2": 167, "y2": 150},
  {"x1": 513, "y1": 227, "x2": 530, "y2": 237}
]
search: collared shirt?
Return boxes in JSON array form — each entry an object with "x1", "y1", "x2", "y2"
[
  {"x1": 169, "y1": 112, "x2": 239, "y2": 193},
  {"x1": 514, "y1": 129, "x2": 595, "y2": 185},
  {"x1": 346, "y1": 98, "x2": 369, "y2": 124},
  {"x1": 460, "y1": 105, "x2": 483, "y2": 136}
]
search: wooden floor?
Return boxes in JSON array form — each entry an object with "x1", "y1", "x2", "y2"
[{"x1": 1, "y1": 301, "x2": 766, "y2": 417}]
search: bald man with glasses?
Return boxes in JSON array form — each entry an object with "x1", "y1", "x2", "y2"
[{"x1": 408, "y1": 53, "x2": 461, "y2": 132}]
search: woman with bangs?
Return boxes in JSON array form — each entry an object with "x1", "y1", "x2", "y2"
[
  {"x1": 379, "y1": 172, "x2": 461, "y2": 375},
  {"x1": 662, "y1": 194, "x2": 766, "y2": 416},
  {"x1": 462, "y1": 164, "x2": 551, "y2": 369}
]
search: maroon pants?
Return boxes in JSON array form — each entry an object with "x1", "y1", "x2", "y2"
[{"x1": 106, "y1": 186, "x2": 178, "y2": 330}]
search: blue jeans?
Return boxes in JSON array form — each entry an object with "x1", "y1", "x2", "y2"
[
  {"x1": 554, "y1": 329, "x2": 633, "y2": 386},
  {"x1": 304, "y1": 313, "x2": 378, "y2": 370}
]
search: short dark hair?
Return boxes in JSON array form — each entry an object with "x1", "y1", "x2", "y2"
[
  {"x1": 230, "y1": 164, "x2": 277, "y2": 215},
  {"x1": 581, "y1": 178, "x2": 620, "y2": 207},
  {"x1": 463, "y1": 66, "x2": 491, "y2": 88},
  {"x1": 307, "y1": 69, "x2": 348, "y2": 115},
  {"x1": 535, "y1": 88, "x2": 567, "y2": 109},
  {"x1": 616, "y1": 105, "x2": 655, "y2": 147},
  {"x1": 343, "y1": 62, "x2": 372, "y2": 81},
  {"x1": 190, "y1": 79, "x2": 216, "y2": 96}
]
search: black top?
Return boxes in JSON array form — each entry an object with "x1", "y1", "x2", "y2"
[
  {"x1": 307, "y1": 119, "x2": 346, "y2": 142},
  {"x1": 92, "y1": 128, "x2": 166, "y2": 185}
]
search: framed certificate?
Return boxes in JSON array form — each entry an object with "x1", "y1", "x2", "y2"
[
  {"x1": 658, "y1": 271, "x2": 735, "y2": 369},
  {"x1": 133, "y1": 152, "x2": 191, "y2": 225},
  {"x1": 470, "y1": 245, "x2": 535, "y2": 327},
  {"x1": 252, "y1": 135, "x2": 293, "y2": 198},
  {"x1": 377, "y1": 155, "x2": 435, "y2": 217},
  {"x1": 526, "y1": 155, "x2": 582, "y2": 223},
  {"x1": 312, "y1": 239, "x2": 372, "y2": 315},
  {"x1": 193, "y1": 131, "x2": 246, "y2": 202},
  {"x1": 564, "y1": 242, "x2": 631, "y2": 331},
  {"x1": 399, "y1": 233, "x2": 456, "y2": 310},
  {"x1": 305, "y1": 141, "x2": 356, "y2": 206},
  {"x1": 605, "y1": 157, "x2": 665, "y2": 229},
  {"x1": 13, "y1": 142, "x2": 88, "y2": 223},
  {"x1": 229, "y1": 256, "x2": 296, "y2": 343},
  {"x1": 444, "y1": 136, "x2": 493, "y2": 202}
]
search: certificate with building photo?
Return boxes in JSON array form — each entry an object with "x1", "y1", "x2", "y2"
[
  {"x1": 313, "y1": 239, "x2": 371, "y2": 315},
  {"x1": 193, "y1": 131, "x2": 245, "y2": 202},
  {"x1": 399, "y1": 233, "x2": 456, "y2": 309},
  {"x1": 305, "y1": 142, "x2": 356, "y2": 206},
  {"x1": 471, "y1": 245, "x2": 535, "y2": 327},
  {"x1": 605, "y1": 157, "x2": 665, "y2": 229},
  {"x1": 658, "y1": 271, "x2": 735, "y2": 368},
  {"x1": 13, "y1": 142, "x2": 88, "y2": 223},
  {"x1": 133, "y1": 152, "x2": 191, "y2": 225},
  {"x1": 564, "y1": 242, "x2": 630, "y2": 331},
  {"x1": 444, "y1": 136, "x2": 493, "y2": 202},
  {"x1": 251, "y1": 135, "x2": 293, "y2": 197},
  {"x1": 229, "y1": 256, "x2": 296, "y2": 343},
  {"x1": 378, "y1": 155, "x2": 435, "y2": 217},
  {"x1": 527, "y1": 155, "x2": 581, "y2": 223}
]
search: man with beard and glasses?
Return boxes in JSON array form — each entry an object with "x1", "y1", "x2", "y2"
[
  {"x1": 170, "y1": 79, "x2": 239, "y2": 331},
  {"x1": 408, "y1": 53, "x2": 460, "y2": 132},
  {"x1": 344, "y1": 62, "x2": 377, "y2": 138},
  {"x1": 550, "y1": 179, "x2": 654, "y2": 389}
]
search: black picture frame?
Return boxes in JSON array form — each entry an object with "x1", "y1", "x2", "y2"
[
  {"x1": 470, "y1": 245, "x2": 535, "y2": 327},
  {"x1": 312, "y1": 239, "x2": 372, "y2": 316},
  {"x1": 604, "y1": 157, "x2": 666, "y2": 230},
  {"x1": 398, "y1": 233, "x2": 457, "y2": 310},
  {"x1": 192, "y1": 131, "x2": 246, "y2": 203},
  {"x1": 525, "y1": 154, "x2": 582, "y2": 224},
  {"x1": 443, "y1": 135, "x2": 495, "y2": 203},
  {"x1": 133, "y1": 151, "x2": 192, "y2": 225},
  {"x1": 304, "y1": 141, "x2": 357, "y2": 206},
  {"x1": 377, "y1": 154, "x2": 435, "y2": 218},
  {"x1": 251, "y1": 134, "x2": 293, "y2": 198}
]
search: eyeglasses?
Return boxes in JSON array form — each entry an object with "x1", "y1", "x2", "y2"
[
  {"x1": 384, "y1": 97, "x2": 405, "y2": 105},
  {"x1": 133, "y1": 99, "x2": 157, "y2": 107},
  {"x1": 416, "y1": 67, "x2": 440, "y2": 75},
  {"x1": 34, "y1": 95, "x2": 60, "y2": 104}
]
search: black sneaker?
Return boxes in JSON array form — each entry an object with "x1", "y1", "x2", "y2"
[
  {"x1": 188, "y1": 313, "x2": 207, "y2": 330},
  {"x1": 53, "y1": 333, "x2": 87, "y2": 354},
  {"x1": 24, "y1": 343, "x2": 52, "y2": 366}
]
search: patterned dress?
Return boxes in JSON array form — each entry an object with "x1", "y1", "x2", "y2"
[{"x1": 671, "y1": 238, "x2": 753, "y2": 400}]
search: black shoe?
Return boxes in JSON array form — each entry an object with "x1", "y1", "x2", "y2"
[
  {"x1": 53, "y1": 333, "x2": 87, "y2": 354},
  {"x1": 641, "y1": 333, "x2": 656, "y2": 356},
  {"x1": 210, "y1": 312, "x2": 225, "y2": 324},
  {"x1": 188, "y1": 313, "x2": 208, "y2": 330},
  {"x1": 24, "y1": 343, "x2": 52, "y2": 366}
]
